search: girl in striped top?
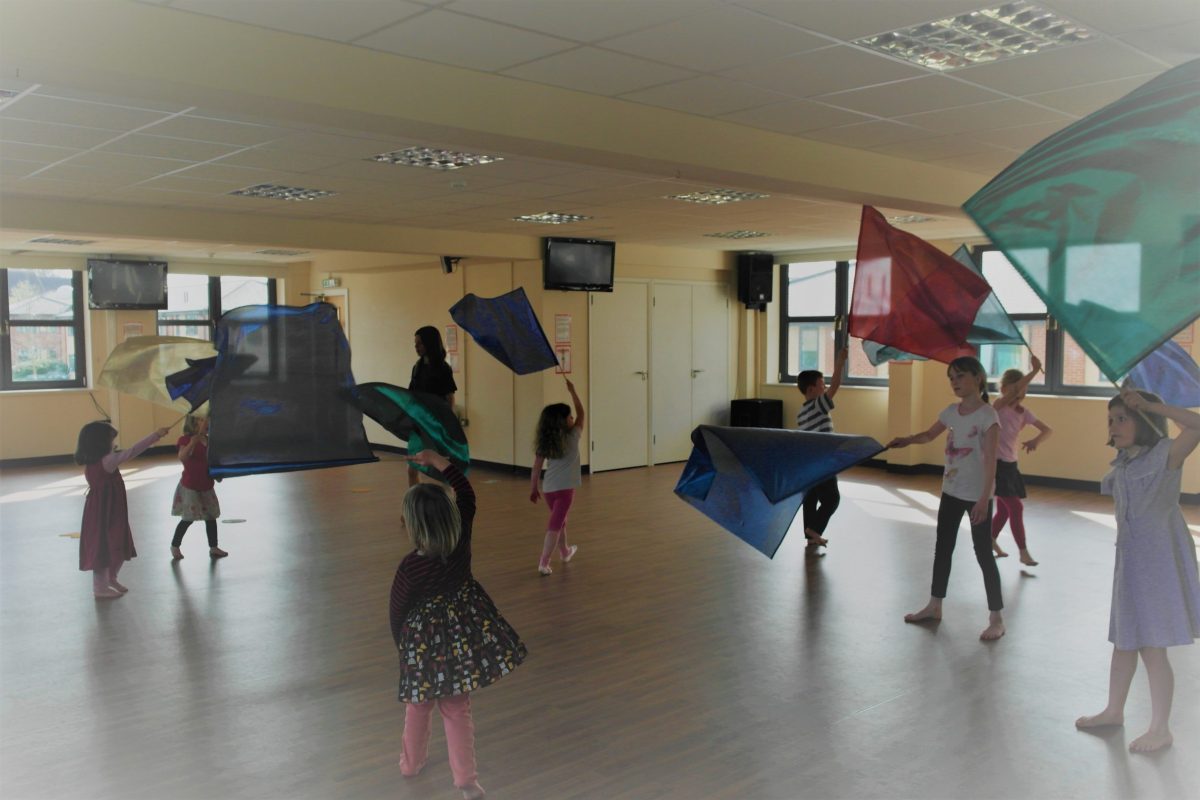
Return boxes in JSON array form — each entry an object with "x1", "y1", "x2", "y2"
[{"x1": 390, "y1": 450, "x2": 526, "y2": 800}]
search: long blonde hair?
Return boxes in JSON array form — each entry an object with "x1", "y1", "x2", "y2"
[{"x1": 401, "y1": 483, "x2": 461, "y2": 559}]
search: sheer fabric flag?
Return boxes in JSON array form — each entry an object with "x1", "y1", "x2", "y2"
[
  {"x1": 954, "y1": 245, "x2": 1026, "y2": 348},
  {"x1": 207, "y1": 303, "x2": 376, "y2": 477},
  {"x1": 1126, "y1": 340, "x2": 1200, "y2": 408},
  {"x1": 675, "y1": 426, "x2": 884, "y2": 558},
  {"x1": 849, "y1": 207, "x2": 991, "y2": 364},
  {"x1": 449, "y1": 287, "x2": 557, "y2": 375},
  {"x1": 165, "y1": 356, "x2": 217, "y2": 411},
  {"x1": 98, "y1": 335, "x2": 216, "y2": 415},
  {"x1": 350, "y1": 382, "x2": 470, "y2": 480},
  {"x1": 963, "y1": 59, "x2": 1200, "y2": 382}
]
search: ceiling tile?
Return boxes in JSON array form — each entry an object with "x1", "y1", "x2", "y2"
[
  {"x1": 171, "y1": 0, "x2": 427, "y2": 43},
  {"x1": 0, "y1": 159, "x2": 43, "y2": 178},
  {"x1": 143, "y1": 116, "x2": 291, "y2": 146},
  {"x1": 97, "y1": 134, "x2": 245, "y2": 162},
  {"x1": 212, "y1": 147, "x2": 354, "y2": 173},
  {"x1": 817, "y1": 75, "x2": 1008, "y2": 118},
  {"x1": 0, "y1": 119, "x2": 118, "y2": 150},
  {"x1": 355, "y1": 9, "x2": 576, "y2": 72},
  {"x1": 602, "y1": 6, "x2": 827, "y2": 72},
  {"x1": 620, "y1": 76, "x2": 789, "y2": 117},
  {"x1": 952, "y1": 41, "x2": 1167, "y2": 96},
  {"x1": 873, "y1": 135, "x2": 1010, "y2": 162},
  {"x1": 926, "y1": 150, "x2": 1022, "y2": 176},
  {"x1": 964, "y1": 121, "x2": 1071, "y2": 150},
  {"x1": 798, "y1": 120, "x2": 937, "y2": 149},
  {"x1": 0, "y1": 141, "x2": 84, "y2": 164},
  {"x1": 64, "y1": 151, "x2": 194, "y2": 177},
  {"x1": 723, "y1": 45, "x2": 926, "y2": 98},
  {"x1": 1020, "y1": 75, "x2": 1158, "y2": 116},
  {"x1": 445, "y1": 0, "x2": 722, "y2": 43},
  {"x1": 719, "y1": 99, "x2": 872, "y2": 134},
  {"x1": 502, "y1": 47, "x2": 694, "y2": 96},
  {"x1": 1, "y1": 94, "x2": 173, "y2": 131},
  {"x1": 896, "y1": 99, "x2": 1075, "y2": 135},
  {"x1": 1117, "y1": 21, "x2": 1200, "y2": 67},
  {"x1": 1041, "y1": 0, "x2": 1200, "y2": 35},
  {"x1": 733, "y1": 0, "x2": 995, "y2": 41}
]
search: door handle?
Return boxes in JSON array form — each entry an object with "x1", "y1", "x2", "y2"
[
  {"x1": 691, "y1": 369, "x2": 704, "y2": 378},
  {"x1": 634, "y1": 370, "x2": 647, "y2": 380}
]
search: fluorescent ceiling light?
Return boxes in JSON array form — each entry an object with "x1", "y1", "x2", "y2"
[
  {"x1": 512, "y1": 212, "x2": 593, "y2": 224},
  {"x1": 704, "y1": 230, "x2": 770, "y2": 239},
  {"x1": 667, "y1": 189, "x2": 769, "y2": 205},
  {"x1": 229, "y1": 184, "x2": 337, "y2": 201},
  {"x1": 28, "y1": 237, "x2": 98, "y2": 245},
  {"x1": 855, "y1": 2, "x2": 1094, "y2": 71},
  {"x1": 370, "y1": 147, "x2": 503, "y2": 170}
]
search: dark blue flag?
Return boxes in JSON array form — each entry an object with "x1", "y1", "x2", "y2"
[
  {"x1": 165, "y1": 356, "x2": 217, "y2": 411},
  {"x1": 675, "y1": 426, "x2": 884, "y2": 558},
  {"x1": 450, "y1": 287, "x2": 558, "y2": 375},
  {"x1": 1126, "y1": 340, "x2": 1200, "y2": 408}
]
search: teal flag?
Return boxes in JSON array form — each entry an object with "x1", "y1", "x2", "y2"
[
  {"x1": 963, "y1": 59, "x2": 1200, "y2": 382},
  {"x1": 954, "y1": 246, "x2": 1026, "y2": 348}
]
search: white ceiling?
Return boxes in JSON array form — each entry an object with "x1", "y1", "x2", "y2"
[{"x1": 0, "y1": 0, "x2": 1196, "y2": 263}]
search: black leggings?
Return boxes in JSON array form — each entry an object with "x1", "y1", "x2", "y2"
[
  {"x1": 172, "y1": 519, "x2": 218, "y2": 548},
  {"x1": 932, "y1": 494, "x2": 1003, "y2": 611},
  {"x1": 802, "y1": 477, "x2": 841, "y2": 536}
]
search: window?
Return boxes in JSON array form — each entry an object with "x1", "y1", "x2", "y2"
[
  {"x1": 1, "y1": 268, "x2": 87, "y2": 390},
  {"x1": 779, "y1": 260, "x2": 886, "y2": 385},
  {"x1": 158, "y1": 274, "x2": 276, "y2": 339},
  {"x1": 973, "y1": 247, "x2": 1112, "y2": 396}
]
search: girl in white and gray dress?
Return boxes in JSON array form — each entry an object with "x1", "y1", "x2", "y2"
[{"x1": 529, "y1": 377, "x2": 585, "y2": 576}]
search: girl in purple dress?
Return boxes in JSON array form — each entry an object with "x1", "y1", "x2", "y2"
[
  {"x1": 1076, "y1": 388, "x2": 1200, "y2": 753},
  {"x1": 75, "y1": 421, "x2": 169, "y2": 598}
]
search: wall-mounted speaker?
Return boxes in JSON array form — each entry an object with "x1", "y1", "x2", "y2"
[
  {"x1": 736, "y1": 251, "x2": 773, "y2": 310},
  {"x1": 441, "y1": 256, "x2": 461, "y2": 274}
]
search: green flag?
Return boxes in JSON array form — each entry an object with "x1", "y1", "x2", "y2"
[{"x1": 963, "y1": 58, "x2": 1200, "y2": 383}]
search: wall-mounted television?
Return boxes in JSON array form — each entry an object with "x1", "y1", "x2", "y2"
[
  {"x1": 87, "y1": 259, "x2": 169, "y2": 310},
  {"x1": 543, "y1": 237, "x2": 615, "y2": 292}
]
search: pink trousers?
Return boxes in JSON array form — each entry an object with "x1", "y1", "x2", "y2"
[{"x1": 400, "y1": 693, "x2": 477, "y2": 788}]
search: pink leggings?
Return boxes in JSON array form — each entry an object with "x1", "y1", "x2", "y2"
[
  {"x1": 991, "y1": 495, "x2": 1026, "y2": 550},
  {"x1": 400, "y1": 693, "x2": 476, "y2": 788},
  {"x1": 544, "y1": 488, "x2": 575, "y2": 531}
]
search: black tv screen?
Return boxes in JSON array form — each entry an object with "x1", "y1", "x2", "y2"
[
  {"x1": 543, "y1": 237, "x2": 614, "y2": 292},
  {"x1": 88, "y1": 259, "x2": 169, "y2": 310}
]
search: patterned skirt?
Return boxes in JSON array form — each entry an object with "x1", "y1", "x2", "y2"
[
  {"x1": 171, "y1": 483, "x2": 221, "y2": 521},
  {"x1": 397, "y1": 579, "x2": 527, "y2": 703}
]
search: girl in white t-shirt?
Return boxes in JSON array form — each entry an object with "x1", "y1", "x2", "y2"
[
  {"x1": 530, "y1": 377, "x2": 585, "y2": 576},
  {"x1": 888, "y1": 356, "x2": 1005, "y2": 641}
]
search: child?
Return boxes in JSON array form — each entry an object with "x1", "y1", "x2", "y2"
[
  {"x1": 887, "y1": 356, "x2": 1005, "y2": 641},
  {"x1": 530, "y1": 377, "x2": 584, "y2": 576},
  {"x1": 795, "y1": 346, "x2": 848, "y2": 552},
  {"x1": 408, "y1": 325, "x2": 457, "y2": 488},
  {"x1": 75, "y1": 421, "x2": 170, "y2": 598},
  {"x1": 990, "y1": 356, "x2": 1053, "y2": 565},
  {"x1": 1076, "y1": 388, "x2": 1200, "y2": 753},
  {"x1": 391, "y1": 449, "x2": 527, "y2": 799},
  {"x1": 170, "y1": 414, "x2": 227, "y2": 560}
]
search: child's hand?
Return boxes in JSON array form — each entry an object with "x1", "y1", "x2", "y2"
[
  {"x1": 835, "y1": 346, "x2": 849, "y2": 363},
  {"x1": 405, "y1": 450, "x2": 449, "y2": 470},
  {"x1": 885, "y1": 436, "x2": 909, "y2": 449},
  {"x1": 1030, "y1": 354, "x2": 1042, "y2": 374},
  {"x1": 529, "y1": 488, "x2": 540, "y2": 504},
  {"x1": 1120, "y1": 386, "x2": 1150, "y2": 411},
  {"x1": 564, "y1": 377, "x2": 576, "y2": 393},
  {"x1": 969, "y1": 497, "x2": 990, "y2": 524},
  {"x1": 1021, "y1": 438, "x2": 1039, "y2": 453},
  {"x1": 155, "y1": 427, "x2": 170, "y2": 439}
]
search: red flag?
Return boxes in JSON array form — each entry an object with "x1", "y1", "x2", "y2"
[{"x1": 849, "y1": 206, "x2": 990, "y2": 364}]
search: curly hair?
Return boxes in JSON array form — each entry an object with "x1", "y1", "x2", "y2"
[{"x1": 535, "y1": 403, "x2": 572, "y2": 459}]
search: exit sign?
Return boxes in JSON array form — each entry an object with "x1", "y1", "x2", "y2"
[{"x1": 321, "y1": 277, "x2": 341, "y2": 289}]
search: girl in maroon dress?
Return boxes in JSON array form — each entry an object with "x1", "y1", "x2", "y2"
[{"x1": 75, "y1": 421, "x2": 169, "y2": 598}]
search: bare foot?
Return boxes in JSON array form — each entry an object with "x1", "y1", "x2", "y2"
[
  {"x1": 980, "y1": 619, "x2": 1006, "y2": 641},
  {"x1": 804, "y1": 529, "x2": 828, "y2": 547},
  {"x1": 1129, "y1": 729, "x2": 1172, "y2": 753},
  {"x1": 461, "y1": 781, "x2": 485, "y2": 800},
  {"x1": 108, "y1": 579, "x2": 129, "y2": 593},
  {"x1": 992, "y1": 540, "x2": 1009, "y2": 557},
  {"x1": 210, "y1": 547, "x2": 229, "y2": 559},
  {"x1": 1019, "y1": 550, "x2": 1038, "y2": 566},
  {"x1": 171, "y1": 546, "x2": 184, "y2": 560},
  {"x1": 904, "y1": 603, "x2": 942, "y2": 623},
  {"x1": 93, "y1": 587, "x2": 123, "y2": 599},
  {"x1": 1075, "y1": 710, "x2": 1124, "y2": 729}
]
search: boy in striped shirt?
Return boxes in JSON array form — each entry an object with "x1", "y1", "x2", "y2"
[{"x1": 796, "y1": 346, "x2": 848, "y2": 553}]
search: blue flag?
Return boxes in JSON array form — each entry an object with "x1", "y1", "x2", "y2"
[
  {"x1": 165, "y1": 356, "x2": 217, "y2": 411},
  {"x1": 1126, "y1": 340, "x2": 1200, "y2": 407},
  {"x1": 450, "y1": 288, "x2": 558, "y2": 375},
  {"x1": 675, "y1": 426, "x2": 884, "y2": 558}
]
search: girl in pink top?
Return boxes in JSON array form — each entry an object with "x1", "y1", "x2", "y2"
[
  {"x1": 75, "y1": 421, "x2": 170, "y2": 598},
  {"x1": 990, "y1": 357, "x2": 1053, "y2": 566}
]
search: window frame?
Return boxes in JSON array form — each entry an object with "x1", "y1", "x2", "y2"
[
  {"x1": 971, "y1": 246, "x2": 1113, "y2": 398},
  {"x1": 157, "y1": 274, "x2": 278, "y2": 339},
  {"x1": 0, "y1": 267, "x2": 88, "y2": 391},
  {"x1": 778, "y1": 260, "x2": 886, "y2": 387}
]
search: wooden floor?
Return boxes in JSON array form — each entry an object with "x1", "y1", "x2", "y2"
[{"x1": 1, "y1": 454, "x2": 1198, "y2": 800}]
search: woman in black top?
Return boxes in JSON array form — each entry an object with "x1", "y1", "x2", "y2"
[{"x1": 408, "y1": 326, "x2": 458, "y2": 487}]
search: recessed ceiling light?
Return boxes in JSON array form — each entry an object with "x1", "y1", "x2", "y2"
[
  {"x1": 229, "y1": 184, "x2": 337, "y2": 201},
  {"x1": 854, "y1": 2, "x2": 1094, "y2": 71},
  {"x1": 667, "y1": 189, "x2": 770, "y2": 205},
  {"x1": 27, "y1": 236, "x2": 98, "y2": 245},
  {"x1": 255, "y1": 249, "x2": 310, "y2": 256},
  {"x1": 704, "y1": 230, "x2": 771, "y2": 239},
  {"x1": 370, "y1": 147, "x2": 503, "y2": 171},
  {"x1": 887, "y1": 214, "x2": 935, "y2": 224},
  {"x1": 512, "y1": 212, "x2": 593, "y2": 225}
]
